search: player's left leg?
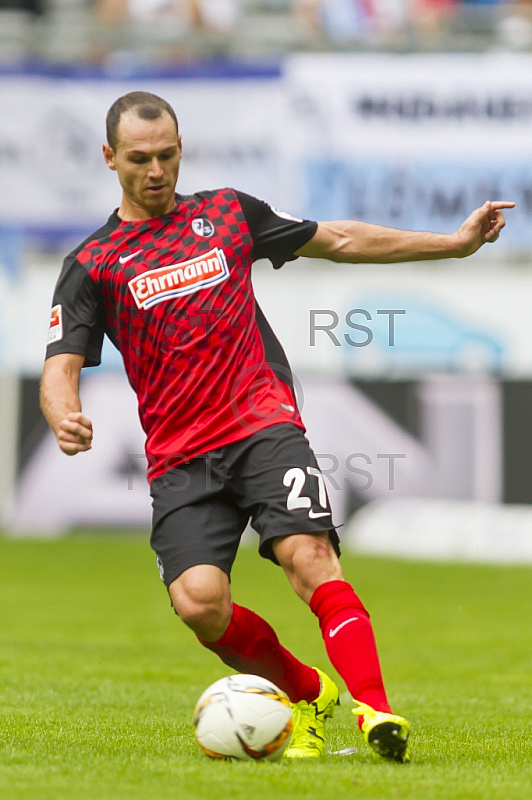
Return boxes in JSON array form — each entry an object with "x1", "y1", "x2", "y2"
[
  {"x1": 273, "y1": 531, "x2": 410, "y2": 762},
  {"x1": 273, "y1": 531, "x2": 392, "y2": 713},
  {"x1": 227, "y1": 423, "x2": 409, "y2": 759}
]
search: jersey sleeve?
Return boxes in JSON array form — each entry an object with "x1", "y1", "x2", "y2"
[
  {"x1": 235, "y1": 190, "x2": 318, "y2": 269},
  {"x1": 45, "y1": 255, "x2": 105, "y2": 368}
]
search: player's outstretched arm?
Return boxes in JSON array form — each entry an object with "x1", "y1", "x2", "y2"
[
  {"x1": 40, "y1": 353, "x2": 93, "y2": 456},
  {"x1": 295, "y1": 200, "x2": 515, "y2": 264}
]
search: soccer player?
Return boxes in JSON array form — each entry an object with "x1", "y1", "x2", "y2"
[{"x1": 40, "y1": 91, "x2": 513, "y2": 763}]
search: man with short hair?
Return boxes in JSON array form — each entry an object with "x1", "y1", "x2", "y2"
[{"x1": 41, "y1": 91, "x2": 513, "y2": 763}]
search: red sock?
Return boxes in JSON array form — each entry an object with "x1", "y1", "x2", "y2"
[
  {"x1": 310, "y1": 580, "x2": 392, "y2": 721},
  {"x1": 197, "y1": 603, "x2": 320, "y2": 704}
]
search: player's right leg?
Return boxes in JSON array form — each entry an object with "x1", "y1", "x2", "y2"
[
  {"x1": 166, "y1": 560, "x2": 324, "y2": 706},
  {"x1": 168, "y1": 562, "x2": 326, "y2": 720},
  {"x1": 168, "y1": 563, "x2": 232, "y2": 641},
  {"x1": 149, "y1": 453, "x2": 325, "y2": 722}
]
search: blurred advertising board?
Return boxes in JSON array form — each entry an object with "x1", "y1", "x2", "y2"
[
  {"x1": 9, "y1": 369, "x2": 532, "y2": 563},
  {"x1": 285, "y1": 53, "x2": 532, "y2": 252},
  {"x1": 1, "y1": 54, "x2": 532, "y2": 250},
  {"x1": 0, "y1": 65, "x2": 286, "y2": 229},
  {"x1": 2, "y1": 259, "x2": 532, "y2": 376}
]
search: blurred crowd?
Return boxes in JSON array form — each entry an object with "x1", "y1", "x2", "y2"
[
  {"x1": 0, "y1": 0, "x2": 46, "y2": 13},
  {"x1": 1, "y1": 0, "x2": 532, "y2": 59},
  {"x1": 93, "y1": 0, "x2": 238, "y2": 35},
  {"x1": 296, "y1": 0, "x2": 532, "y2": 50}
]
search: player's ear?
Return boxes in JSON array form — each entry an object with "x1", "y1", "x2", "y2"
[
  {"x1": 102, "y1": 143, "x2": 117, "y2": 171},
  {"x1": 178, "y1": 134, "x2": 183, "y2": 154}
]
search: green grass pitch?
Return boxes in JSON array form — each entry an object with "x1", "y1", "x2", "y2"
[{"x1": 0, "y1": 533, "x2": 531, "y2": 800}]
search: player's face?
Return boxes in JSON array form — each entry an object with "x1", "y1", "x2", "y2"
[{"x1": 103, "y1": 110, "x2": 182, "y2": 220}]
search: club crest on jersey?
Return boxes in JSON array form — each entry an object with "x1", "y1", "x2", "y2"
[
  {"x1": 128, "y1": 248, "x2": 229, "y2": 310},
  {"x1": 47, "y1": 304, "x2": 63, "y2": 343},
  {"x1": 191, "y1": 218, "x2": 215, "y2": 238}
]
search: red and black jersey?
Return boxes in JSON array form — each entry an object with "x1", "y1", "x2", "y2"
[{"x1": 46, "y1": 188, "x2": 317, "y2": 480}]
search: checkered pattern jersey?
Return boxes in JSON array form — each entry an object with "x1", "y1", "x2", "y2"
[{"x1": 46, "y1": 189, "x2": 318, "y2": 480}]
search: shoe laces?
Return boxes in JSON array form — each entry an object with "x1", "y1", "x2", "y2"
[
  {"x1": 292, "y1": 699, "x2": 315, "y2": 724},
  {"x1": 289, "y1": 700, "x2": 322, "y2": 745}
]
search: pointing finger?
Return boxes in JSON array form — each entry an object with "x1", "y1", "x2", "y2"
[{"x1": 484, "y1": 200, "x2": 515, "y2": 210}]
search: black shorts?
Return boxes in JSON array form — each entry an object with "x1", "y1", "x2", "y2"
[{"x1": 149, "y1": 423, "x2": 340, "y2": 587}]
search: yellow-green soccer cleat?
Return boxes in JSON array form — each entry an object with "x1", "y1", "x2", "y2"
[
  {"x1": 283, "y1": 668, "x2": 339, "y2": 759},
  {"x1": 352, "y1": 700, "x2": 411, "y2": 763}
]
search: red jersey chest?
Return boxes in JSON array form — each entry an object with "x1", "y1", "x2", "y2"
[{"x1": 87, "y1": 192, "x2": 254, "y2": 361}]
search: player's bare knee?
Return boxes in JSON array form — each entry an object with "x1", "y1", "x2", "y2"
[
  {"x1": 173, "y1": 591, "x2": 231, "y2": 637},
  {"x1": 275, "y1": 531, "x2": 335, "y2": 573},
  {"x1": 275, "y1": 532, "x2": 342, "y2": 601},
  {"x1": 169, "y1": 568, "x2": 231, "y2": 637},
  {"x1": 295, "y1": 538, "x2": 340, "y2": 578},
  {"x1": 179, "y1": 600, "x2": 231, "y2": 637}
]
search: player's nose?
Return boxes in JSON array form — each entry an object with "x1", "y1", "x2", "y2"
[{"x1": 148, "y1": 157, "x2": 164, "y2": 178}]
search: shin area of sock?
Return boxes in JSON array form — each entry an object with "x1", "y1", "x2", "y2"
[
  {"x1": 197, "y1": 602, "x2": 320, "y2": 704},
  {"x1": 310, "y1": 580, "x2": 392, "y2": 714}
]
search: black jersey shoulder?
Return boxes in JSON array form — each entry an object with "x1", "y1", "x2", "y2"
[
  {"x1": 65, "y1": 214, "x2": 122, "y2": 264},
  {"x1": 234, "y1": 190, "x2": 317, "y2": 268}
]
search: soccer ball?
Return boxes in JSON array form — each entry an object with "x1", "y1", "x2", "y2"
[{"x1": 193, "y1": 674, "x2": 293, "y2": 761}]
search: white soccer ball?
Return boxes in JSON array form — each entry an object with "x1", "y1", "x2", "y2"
[{"x1": 193, "y1": 674, "x2": 293, "y2": 761}]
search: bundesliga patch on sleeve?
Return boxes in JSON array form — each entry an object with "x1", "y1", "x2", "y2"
[
  {"x1": 47, "y1": 304, "x2": 63, "y2": 344},
  {"x1": 268, "y1": 205, "x2": 303, "y2": 224}
]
